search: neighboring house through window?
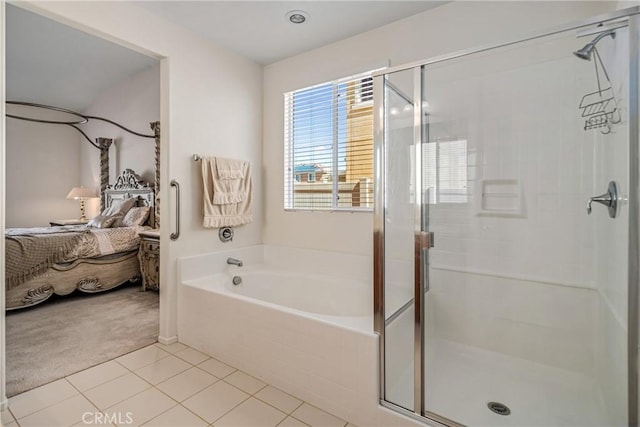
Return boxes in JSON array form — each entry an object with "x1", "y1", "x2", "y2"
[
  {"x1": 284, "y1": 70, "x2": 376, "y2": 211},
  {"x1": 356, "y1": 77, "x2": 373, "y2": 104}
]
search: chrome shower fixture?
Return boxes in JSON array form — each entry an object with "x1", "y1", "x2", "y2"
[
  {"x1": 575, "y1": 27, "x2": 621, "y2": 134},
  {"x1": 574, "y1": 29, "x2": 616, "y2": 60}
]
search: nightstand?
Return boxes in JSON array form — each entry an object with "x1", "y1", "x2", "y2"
[
  {"x1": 50, "y1": 219, "x2": 90, "y2": 226},
  {"x1": 138, "y1": 230, "x2": 160, "y2": 291}
]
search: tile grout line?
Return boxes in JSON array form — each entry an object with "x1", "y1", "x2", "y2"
[
  {"x1": 276, "y1": 414, "x2": 312, "y2": 427},
  {"x1": 113, "y1": 346, "x2": 172, "y2": 372},
  {"x1": 134, "y1": 401, "x2": 179, "y2": 427},
  {"x1": 129, "y1": 352, "x2": 291, "y2": 426},
  {"x1": 171, "y1": 347, "x2": 212, "y2": 365},
  {"x1": 253, "y1": 390, "x2": 305, "y2": 418},
  {"x1": 66, "y1": 377, "x2": 102, "y2": 416},
  {"x1": 112, "y1": 348, "x2": 204, "y2": 395},
  {"x1": 16, "y1": 392, "x2": 98, "y2": 426},
  {"x1": 142, "y1": 346, "x2": 222, "y2": 426},
  {"x1": 69, "y1": 363, "x2": 130, "y2": 395},
  {"x1": 87, "y1": 369, "x2": 154, "y2": 413},
  {"x1": 111, "y1": 349, "x2": 215, "y2": 426},
  {"x1": 7, "y1": 406, "x2": 20, "y2": 427},
  {"x1": 90, "y1": 346, "x2": 216, "y2": 423},
  {"x1": 97, "y1": 377, "x2": 179, "y2": 426},
  {"x1": 185, "y1": 356, "x2": 312, "y2": 422},
  {"x1": 197, "y1": 360, "x2": 238, "y2": 380},
  {"x1": 159, "y1": 402, "x2": 211, "y2": 427},
  {"x1": 204, "y1": 372, "x2": 288, "y2": 425},
  {"x1": 92, "y1": 352, "x2": 212, "y2": 425},
  {"x1": 10, "y1": 343, "x2": 355, "y2": 427},
  {"x1": 11, "y1": 378, "x2": 82, "y2": 422},
  {"x1": 208, "y1": 390, "x2": 253, "y2": 426},
  {"x1": 156, "y1": 370, "x2": 222, "y2": 404},
  {"x1": 291, "y1": 401, "x2": 305, "y2": 413},
  {"x1": 130, "y1": 357, "x2": 193, "y2": 387},
  {"x1": 4, "y1": 408, "x2": 21, "y2": 427},
  {"x1": 293, "y1": 401, "x2": 349, "y2": 427}
]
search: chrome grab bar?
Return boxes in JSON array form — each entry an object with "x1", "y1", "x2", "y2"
[{"x1": 170, "y1": 179, "x2": 180, "y2": 240}]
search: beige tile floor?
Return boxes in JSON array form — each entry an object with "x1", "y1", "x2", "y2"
[{"x1": 1, "y1": 342, "x2": 357, "y2": 427}]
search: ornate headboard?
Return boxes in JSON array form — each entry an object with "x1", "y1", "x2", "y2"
[{"x1": 104, "y1": 169, "x2": 156, "y2": 228}]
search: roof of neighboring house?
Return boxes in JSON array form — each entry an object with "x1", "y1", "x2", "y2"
[{"x1": 294, "y1": 164, "x2": 324, "y2": 174}]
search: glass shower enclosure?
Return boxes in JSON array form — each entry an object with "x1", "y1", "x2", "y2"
[{"x1": 373, "y1": 7, "x2": 640, "y2": 427}]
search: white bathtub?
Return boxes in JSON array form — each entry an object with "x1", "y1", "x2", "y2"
[
  {"x1": 177, "y1": 245, "x2": 417, "y2": 427},
  {"x1": 188, "y1": 266, "x2": 372, "y2": 331}
]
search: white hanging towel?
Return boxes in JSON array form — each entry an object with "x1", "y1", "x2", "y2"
[{"x1": 201, "y1": 156, "x2": 253, "y2": 228}]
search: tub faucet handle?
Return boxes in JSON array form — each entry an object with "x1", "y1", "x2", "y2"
[{"x1": 227, "y1": 257, "x2": 243, "y2": 267}]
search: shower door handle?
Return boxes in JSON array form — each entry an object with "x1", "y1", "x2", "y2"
[
  {"x1": 587, "y1": 181, "x2": 618, "y2": 218},
  {"x1": 419, "y1": 231, "x2": 435, "y2": 249}
]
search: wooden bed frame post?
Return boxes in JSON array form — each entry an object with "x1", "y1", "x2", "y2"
[
  {"x1": 97, "y1": 138, "x2": 114, "y2": 213},
  {"x1": 151, "y1": 121, "x2": 160, "y2": 229}
]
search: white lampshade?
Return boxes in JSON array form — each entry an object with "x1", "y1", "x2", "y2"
[{"x1": 66, "y1": 186, "x2": 97, "y2": 200}]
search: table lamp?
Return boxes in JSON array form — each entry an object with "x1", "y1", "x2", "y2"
[{"x1": 66, "y1": 186, "x2": 98, "y2": 220}]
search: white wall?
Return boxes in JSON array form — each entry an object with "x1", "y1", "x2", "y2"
[
  {"x1": 5, "y1": 111, "x2": 81, "y2": 227},
  {"x1": 80, "y1": 64, "x2": 160, "y2": 218},
  {"x1": 263, "y1": 1, "x2": 615, "y2": 257},
  {"x1": 19, "y1": 1, "x2": 264, "y2": 344}
]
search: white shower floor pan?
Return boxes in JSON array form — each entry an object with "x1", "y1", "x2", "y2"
[{"x1": 387, "y1": 340, "x2": 610, "y2": 427}]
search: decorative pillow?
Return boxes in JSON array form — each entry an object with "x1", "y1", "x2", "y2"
[
  {"x1": 87, "y1": 214, "x2": 121, "y2": 228},
  {"x1": 102, "y1": 197, "x2": 137, "y2": 218},
  {"x1": 121, "y1": 206, "x2": 151, "y2": 227}
]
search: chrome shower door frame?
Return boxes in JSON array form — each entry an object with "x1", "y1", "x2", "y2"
[
  {"x1": 373, "y1": 6, "x2": 640, "y2": 427},
  {"x1": 627, "y1": 13, "x2": 639, "y2": 427}
]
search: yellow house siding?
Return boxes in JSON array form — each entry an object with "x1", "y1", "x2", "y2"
[{"x1": 345, "y1": 81, "x2": 374, "y2": 209}]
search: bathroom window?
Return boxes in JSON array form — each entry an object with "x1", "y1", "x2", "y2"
[{"x1": 284, "y1": 70, "x2": 376, "y2": 211}]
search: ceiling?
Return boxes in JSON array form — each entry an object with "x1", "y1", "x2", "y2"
[
  {"x1": 5, "y1": 4, "x2": 158, "y2": 112},
  {"x1": 6, "y1": 1, "x2": 447, "y2": 112},
  {"x1": 132, "y1": 1, "x2": 448, "y2": 65}
]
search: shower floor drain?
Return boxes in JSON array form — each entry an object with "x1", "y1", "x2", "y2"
[{"x1": 487, "y1": 402, "x2": 511, "y2": 416}]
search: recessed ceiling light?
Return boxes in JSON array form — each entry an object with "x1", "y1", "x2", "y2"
[{"x1": 286, "y1": 10, "x2": 308, "y2": 24}]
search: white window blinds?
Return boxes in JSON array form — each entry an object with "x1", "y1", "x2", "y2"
[{"x1": 284, "y1": 71, "x2": 375, "y2": 211}]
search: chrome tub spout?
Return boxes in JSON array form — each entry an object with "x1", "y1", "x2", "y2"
[{"x1": 227, "y1": 257, "x2": 243, "y2": 267}]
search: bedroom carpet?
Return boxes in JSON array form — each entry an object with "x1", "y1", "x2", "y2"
[{"x1": 5, "y1": 282, "x2": 159, "y2": 397}]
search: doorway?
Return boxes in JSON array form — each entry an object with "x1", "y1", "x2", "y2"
[{"x1": 3, "y1": 3, "x2": 161, "y2": 398}]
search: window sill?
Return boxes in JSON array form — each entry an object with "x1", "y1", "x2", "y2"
[{"x1": 284, "y1": 208, "x2": 373, "y2": 213}]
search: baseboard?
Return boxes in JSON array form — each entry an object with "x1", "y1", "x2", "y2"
[
  {"x1": 158, "y1": 335, "x2": 178, "y2": 345},
  {"x1": 1, "y1": 396, "x2": 8, "y2": 411}
]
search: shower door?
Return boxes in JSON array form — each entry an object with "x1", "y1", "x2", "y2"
[{"x1": 376, "y1": 9, "x2": 639, "y2": 427}]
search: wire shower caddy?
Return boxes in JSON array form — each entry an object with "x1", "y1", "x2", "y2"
[{"x1": 578, "y1": 47, "x2": 621, "y2": 134}]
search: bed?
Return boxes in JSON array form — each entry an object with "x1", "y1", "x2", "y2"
[{"x1": 5, "y1": 169, "x2": 156, "y2": 310}]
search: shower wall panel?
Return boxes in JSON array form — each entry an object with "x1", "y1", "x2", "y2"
[
  {"x1": 422, "y1": 35, "x2": 600, "y2": 373},
  {"x1": 592, "y1": 28, "x2": 630, "y2": 425}
]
